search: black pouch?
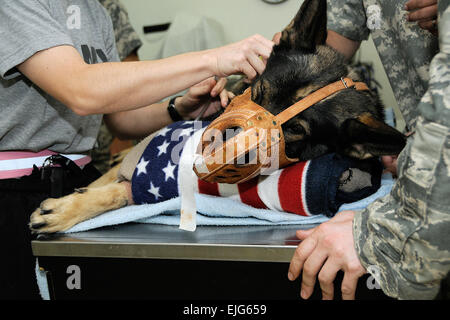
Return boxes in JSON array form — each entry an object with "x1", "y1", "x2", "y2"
[
  {"x1": 40, "y1": 155, "x2": 102, "y2": 198},
  {"x1": 0, "y1": 155, "x2": 101, "y2": 300}
]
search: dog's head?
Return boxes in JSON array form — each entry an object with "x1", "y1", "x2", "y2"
[{"x1": 250, "y1": 0, "x2": 406, "y2": 161}]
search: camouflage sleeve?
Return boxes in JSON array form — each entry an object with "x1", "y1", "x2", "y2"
[
  {"x1": 353, "y1": 3, "x2": 450, "y2": 300},
  {"x1": 98, "y1": 0, "x2": 143, "y2": 61},
  {"x1": 326, "y1": 0, "x2": 370, "y2": 42}
]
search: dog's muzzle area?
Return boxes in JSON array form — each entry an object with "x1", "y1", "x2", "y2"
[{"x1": 193, "y1": 88, "x2": 298, "y2": 184}]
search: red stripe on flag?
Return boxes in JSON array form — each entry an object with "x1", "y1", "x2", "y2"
[
  {"x1": 238, "y1": 177, "x2": 267, "y2": 209},
  {"x1": 198, "y1": 179, "x2": 220, "y2": 196},
  {"x1": 278, "y1": 162, "x2": 308, "y2": 216}
]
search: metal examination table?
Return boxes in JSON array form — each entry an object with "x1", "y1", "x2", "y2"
[{"x1": 32, "y1": 223, "x2": 391, "y2": 300}]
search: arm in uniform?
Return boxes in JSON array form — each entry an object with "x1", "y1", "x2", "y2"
[
  {"x1": 327, "y1": 0, "x2": 450, "y2": 299},
  {"x1": 354, "y1": 3, "x2": 450, "y2": 299}
]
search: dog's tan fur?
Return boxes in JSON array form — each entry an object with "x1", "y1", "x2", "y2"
[{"x1": 30, "y1": 178, "x2": 130, "y2": 233}]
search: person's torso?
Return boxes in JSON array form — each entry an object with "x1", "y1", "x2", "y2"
[{"x1": 0, "y1": 0, "x2": 116, "y2": 153}]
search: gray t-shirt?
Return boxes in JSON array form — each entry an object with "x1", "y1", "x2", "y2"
[{"x1": 0, "y1": 0, "x2": 120, "y2": 153}]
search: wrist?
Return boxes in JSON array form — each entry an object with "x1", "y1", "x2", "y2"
[
  {"x1": 201, "y1": 49, "x2": 222, "y2": 78},
  {"x1": 168, "y1": 96, "x2": 194, "y2": 121}
]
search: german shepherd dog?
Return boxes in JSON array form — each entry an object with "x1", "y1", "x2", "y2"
[{"x1": 30, "y1": 0, "x2": 406, "y2": 234}]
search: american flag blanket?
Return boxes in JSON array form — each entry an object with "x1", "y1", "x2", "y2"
[{"x1": 132, "y1": 121, "x2": 382, "y2": 219}]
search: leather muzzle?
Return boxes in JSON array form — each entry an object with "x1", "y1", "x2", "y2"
[{"x1": 193, "y1": 78, "x2": 369, "y2": 184}]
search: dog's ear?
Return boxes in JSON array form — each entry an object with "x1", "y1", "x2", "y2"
[
  {"x1": 278, "y1": 0, "x2": 327, "y2": 52},
  {"x1": 339, "y1": 113, "x2": 407, "y2": 159}
]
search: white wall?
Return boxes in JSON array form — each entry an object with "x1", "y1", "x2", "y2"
[
  {"x1": 121, "y1": 0, "x2": 403, "y2": 129},
  {"x1": 121, "y1": 0, "x2": 302, "y2": 54}
]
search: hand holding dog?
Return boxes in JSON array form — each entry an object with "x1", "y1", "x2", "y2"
[
  {"x1": 211, "y1": 34, "x2": 274, "y2": 80},
  {"x1": 405, "y1": 0, "x2": 438, "y2": 35},
  {"x1": 288, "y1": 211, "x2": 366, "y2": 300},
  {"x1": 176, "y1": 77, "x2": 235, "y2": 120}
]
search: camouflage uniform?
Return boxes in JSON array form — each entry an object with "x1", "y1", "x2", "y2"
[
  {"x1": 98, "y1": 0, "x2": 143, "y2": 61},
  {"x1": 91, "y1": 0, "x2": 143, "y2": 173},
  {"x1": 328, "y1": 0, "x2": 439, "y2": 132},
  {"x1": 328, "y1": 0, "x2": 450, "y2": 299}
]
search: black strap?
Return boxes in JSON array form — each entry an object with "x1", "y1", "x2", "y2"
[{"x1": 167, "y1": 96, "x2": 183, "y2": 122}]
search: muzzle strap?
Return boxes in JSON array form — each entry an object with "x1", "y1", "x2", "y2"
[{"x1": 275, "y1": 77, "x2": 369, "y2": 125}]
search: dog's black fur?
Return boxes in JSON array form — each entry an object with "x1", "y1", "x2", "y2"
[{"x1": 245, "y1": 0, "x2": 405, "y2": 161}]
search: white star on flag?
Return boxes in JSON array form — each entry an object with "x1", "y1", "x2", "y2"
[
  {"x1": 136, "y1": 157, "x2": 149, "y2": 176},
  {"x1": 162, "y1": 161, "x2": 176, "y2": 181},
  {"x1": 157, "y1": 126, "x2": 172, "y2": 137},
  {"x1": 148, "y1": 182, "x2": 161, "y2": 200},
  {"x1": 178, "y1": 127, "x2": 194, "y2": 137},
  {"x1": 157, "y1": 140, "x2": 170, "y2": 157}
]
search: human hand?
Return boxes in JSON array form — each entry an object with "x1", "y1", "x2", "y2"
[
  {"x1": 405, "y1": 0, "x2": 438, "y2": 35},
  {"x1": 288, "y1": 211, "x2": 366, "y2": 300},
  {"x1": 381, "y1": 131, "x2": 413, "y2": 177},
  {"x1": 381, "y1": 155, "x2": 398, "y2": 177},
  {"x1": 211, "y1": 34, "x2": 274, "y2": 81},
  {"x1": 176, "y1": 77, "x2": 235, "y2": 120}
]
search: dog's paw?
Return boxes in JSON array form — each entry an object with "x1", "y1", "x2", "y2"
[
  {"x1": 29, "y1": 182, "x2": 130, "y2": 234},
  {"x1": 29, "y1": 196, "x2": 83, "y2": 234}
]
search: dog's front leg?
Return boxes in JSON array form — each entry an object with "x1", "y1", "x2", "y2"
[{"x1": 29, "y1": 181, "x2": 132, "y2": 234}]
